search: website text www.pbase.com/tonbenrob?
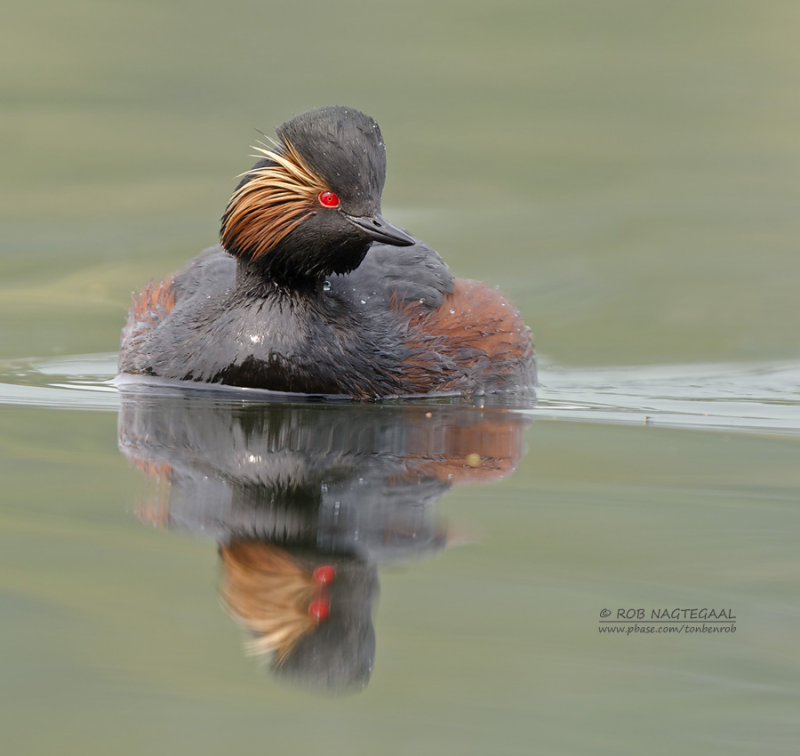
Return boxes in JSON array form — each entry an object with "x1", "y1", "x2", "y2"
[{"x1": 598, "y1": 622, "x2": 736, "y2": 635}]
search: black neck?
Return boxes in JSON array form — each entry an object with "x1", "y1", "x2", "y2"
[
  {"x1": 234, "y1": 255, "x2": 323, "y2": 294},
  {"x1": 231, "y1": 237, "x2": 371, "y2": 292}
]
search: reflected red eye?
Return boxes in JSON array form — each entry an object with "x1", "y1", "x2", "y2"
[
  {"x1": 318, "y1": 191, "x2": 340, "y2": 208},
  {"x1": 308, "y1": 597, "x2": 330, "y2": 622},
  {"x1": 312, "y1": 565, "x2": 336, "y2": 585}
]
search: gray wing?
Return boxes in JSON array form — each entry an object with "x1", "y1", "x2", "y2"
[
  {"x1": 170, "y1": 245, "x2": 236, "y2": 302},
  {"x1": 329, "y1": 241, "x2": 454, "y2": 311}
]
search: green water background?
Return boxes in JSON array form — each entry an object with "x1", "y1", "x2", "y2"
[
  {"x1": 3, "y1": 0, "x2": 799, "y2": 366},
  {"x1": 2, "y1": 1, "x2": 799, "y2": 754}
]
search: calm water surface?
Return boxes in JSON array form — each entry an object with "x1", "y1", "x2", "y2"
[
  {"x1": 1, "y1": 357, "x2": 798, "y2": 754},
  {"x1": 3, "y1": 1, "x2": 800, "y2": 753}
]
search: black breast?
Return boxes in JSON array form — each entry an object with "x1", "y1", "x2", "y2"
[{"x1": 123, "y1": 242, "x2": 454, "y2": 398}]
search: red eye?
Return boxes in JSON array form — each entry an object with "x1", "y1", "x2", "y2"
[{"x1": 318, "y1": 191, "x2": 340, "y2": 208}]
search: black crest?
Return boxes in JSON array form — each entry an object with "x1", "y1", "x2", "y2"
[{"x1": 278, "y1": 106, "x2": 387, "y2": 216}]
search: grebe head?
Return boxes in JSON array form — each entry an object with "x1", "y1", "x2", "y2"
[{"x1": 220, "y1": 106, "x2": 414, "y2": 286}]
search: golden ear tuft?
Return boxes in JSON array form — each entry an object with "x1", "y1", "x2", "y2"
[
  {"x1": 219, "y1": 541, "x2": 319, "y2": 665},
  {"x1": 221, "y1": 140, "x2": 329, "y2": 260}
]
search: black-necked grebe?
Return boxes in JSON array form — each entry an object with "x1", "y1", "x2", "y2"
[{"x1": 119, "y1": 106, "x2": 534, "y2": 398}]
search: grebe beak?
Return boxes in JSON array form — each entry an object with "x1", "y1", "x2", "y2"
[{"x1": 344, "y1": 214, "x2": 416, "y2": 246}]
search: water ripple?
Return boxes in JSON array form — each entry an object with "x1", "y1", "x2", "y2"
[{"x1": 1, "y1": 354, "x2": 799, "y2": 435}]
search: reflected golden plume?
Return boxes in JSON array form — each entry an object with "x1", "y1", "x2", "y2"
[
  {"x1": 221, "y1": 141, "x2": 329, "y2": 260},
  {"x1": 220, "y1": 541, "x2": 319, "y2": 664}
]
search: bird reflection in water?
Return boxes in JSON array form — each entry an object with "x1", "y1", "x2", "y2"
[{"x1": 118, "y1": 387, "x2": 531, "y2": 692}]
